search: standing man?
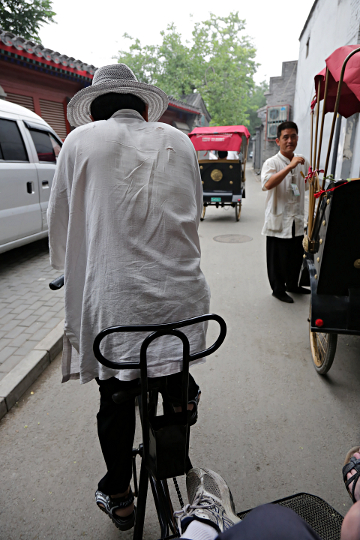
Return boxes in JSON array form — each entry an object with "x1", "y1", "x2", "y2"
[
  {"x1": 47, "y1": 64, "x2": 210, "y2": 531},
  {"x1": 261, "y1": 121, "x2": 310, "y2": 303}
]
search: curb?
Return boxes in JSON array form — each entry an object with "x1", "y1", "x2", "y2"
[{"x1": 0, "y1": 320, "x2": 64, "y2": 421}]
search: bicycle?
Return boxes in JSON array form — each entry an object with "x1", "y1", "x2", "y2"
[{"x1": 93, "y1": 313, "x2": 227, "y2": 540}]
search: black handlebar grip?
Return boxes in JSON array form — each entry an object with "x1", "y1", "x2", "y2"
[{"x1": 49, "y1": 275, "x2": 65, "y2": 290}]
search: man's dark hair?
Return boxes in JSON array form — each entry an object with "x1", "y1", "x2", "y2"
[
  {"x1": 90, "y1": 92, "x2": 146, "y2": 121},
  {"x1": 218, "y1": 151, "x2": 228, "y2": 159},
  {"x1": 277, "y1": 121, "x2": 298, "y2": 139}
]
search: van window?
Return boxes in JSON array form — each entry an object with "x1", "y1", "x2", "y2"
[
  {"x1": 29, "y1": 129, "x2": 61, "y2": 163},
  {"x1": 0, "y1": 119, "x2": 28, "y2": 161}
]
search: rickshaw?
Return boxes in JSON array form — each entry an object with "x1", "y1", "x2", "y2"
[
  {"x1": 300, "y1": 45, "x2": 360, "y2": 374},
  {"x1": 188, "y1": 125, "x2": 250, "y2": 222}
]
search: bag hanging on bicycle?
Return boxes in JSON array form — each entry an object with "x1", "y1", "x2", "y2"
[{"x1": 146, "y1": 413, "x2": 190, "y2": 480}]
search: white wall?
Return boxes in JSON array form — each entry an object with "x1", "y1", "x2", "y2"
[{"x1": 294, "y1": 0, "x2": 360, "y2": 176}]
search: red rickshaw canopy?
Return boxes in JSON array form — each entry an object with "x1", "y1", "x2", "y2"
[
  {"x1": 188, "y1": 125, "x2": 250, "y2": 152},
  {"x1": 312, "y1": 45, "x2": 360, "y2": 118}
]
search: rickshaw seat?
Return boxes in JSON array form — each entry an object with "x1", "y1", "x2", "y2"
[{"x1": 238, "y1": 492, "x2": 343, "y2": 540}]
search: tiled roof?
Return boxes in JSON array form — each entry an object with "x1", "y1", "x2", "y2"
[
  {"x1": 168, "y1": 95, "x2": 201, "y2": 114},
  {"x1": 181, "y1": 93, "x2": 211, "y2": 121},
  {"x1": 0, "y1": 27, "x2": 95, "y2": 81},
  {"x1": 0, "y1": 28, "x2": 205, "y2": 110}
]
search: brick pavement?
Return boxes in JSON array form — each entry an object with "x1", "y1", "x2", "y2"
[{"x1": 0, "y1": 239, "x2": 64, "y2": 382}]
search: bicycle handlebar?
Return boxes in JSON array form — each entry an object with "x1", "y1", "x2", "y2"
[
  {"x1": 93, "y1": 313, "x2": 227, "y2": 370},
  {"x1": 49, "y1": 275, "x2": 64, "y2": 290}
]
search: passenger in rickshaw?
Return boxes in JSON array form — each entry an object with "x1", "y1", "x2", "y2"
[{"x1": 216, "y1": 151, "x2": 239, "y2": 160}]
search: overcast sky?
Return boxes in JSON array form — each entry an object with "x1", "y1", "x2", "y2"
[{"x1": 39, "y1": 0, "x2": 315, "y2": 85}]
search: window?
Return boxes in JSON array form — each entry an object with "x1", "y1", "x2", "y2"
[
  {"x1": 0, "y1": 119, "x2": 28, "y2": 161},
  {"x1": 306, "y1": 37, "x2": 310, "y2": 58},
  {"x1": 29, "y1": 129, "x2": 62, "y2": 163}
]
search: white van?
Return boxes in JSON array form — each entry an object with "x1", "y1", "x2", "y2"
[{"x1": 0, "y1": 100, "x2": 63, "y2": 254}]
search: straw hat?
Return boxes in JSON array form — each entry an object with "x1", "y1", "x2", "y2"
[{"x1": 67, "y1": 63, "x2": 169, "y2": 126}]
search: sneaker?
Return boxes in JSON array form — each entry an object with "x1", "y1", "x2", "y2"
[{"x1": 174, "y1": 468, "x2": 241, "y2": 535}]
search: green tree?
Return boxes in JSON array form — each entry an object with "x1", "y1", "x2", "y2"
[
  {"x1": 0, "y1": 0, "x2": 56, "y2": 42},
  {"x1": 246, "y1": 81, "x2": 269, "y2": 135},
  {"x1": 116, "y1": 13, "x2": 258, "y2": 127}
]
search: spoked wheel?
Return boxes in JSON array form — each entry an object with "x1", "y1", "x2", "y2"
[
  {"x1": 235, "y1": 202, "x2": 241, "y2": 222},
  {"x1": 309, "y1": 310, "x2": 338, "y2": 374},
  {"x1": 200, "y1": 205, "x2": 206, "y2": 221}
]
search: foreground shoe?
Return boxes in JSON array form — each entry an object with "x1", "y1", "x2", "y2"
[
  {"x1": 286, "y1": 286, "x2": 311, "y2": 295},
  {"x1": 95, "y1": 489, "x2": 135, "y2": 531},
  {"x1": 272, "y1": 291, "x2": 294, "y2": 303},
  {"x1": 174, "y1": 468, "x2": 241, "y2": 535}
]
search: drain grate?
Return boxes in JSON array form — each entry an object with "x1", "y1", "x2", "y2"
[{"x1": 213, "y1": 234, "x2": 253, "y2": 243}]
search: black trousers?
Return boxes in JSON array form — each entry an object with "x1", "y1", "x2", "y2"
[
  {"x1": 96, "y1": 372, "x2": 199, "y2": 495},
  {"x1": 183, "y1": 504, "x2": 321, "y2": 540},
  {"x1": 266, "y1": 223, "x2": 304, "y2": 295}
]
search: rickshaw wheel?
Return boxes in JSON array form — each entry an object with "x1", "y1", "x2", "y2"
[
  {"x1": 309, "y1": 309, "x2": 338, "y2": 375},
  {"x1": 200, "y1": 205, "x2": 206, "y2": 221},
  {"x1": 235, "y1": 202, "x2": 241, "y2": 222}
]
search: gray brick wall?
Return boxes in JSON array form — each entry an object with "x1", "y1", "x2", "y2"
[
  {"x1": 254, "y1": 60, "x2": 298, "y2": 170},
  {"x1": 265, "y1": 60, "x2": 298, "y2": 116}
]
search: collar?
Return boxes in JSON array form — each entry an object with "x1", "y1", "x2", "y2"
[
  {"x1": 110, "y1": 109, "x2": 145, "y2": 121},
  {"x1": 277, "y1": 151, "x2": 297, "y2": 165}
]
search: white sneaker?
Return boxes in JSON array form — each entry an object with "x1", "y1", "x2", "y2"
[{"x1": 174, "y1": 468, "x2": 241, "y2": 535}]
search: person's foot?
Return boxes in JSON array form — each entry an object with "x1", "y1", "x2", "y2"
[
  {"x1": 272, "y1": 291, "x2": 294, "y2": 303},
  {"x1": 174, "y1": 468, "x2": 241, "y2": 535},
  {"x1": 343, "y1": 448, "x2": 360, "y2": 503},
  {"x1": 286, "y1": 286, "x2": 311, "y2": 294},
  {"x1": 95, "y1": 487, "x2": 135, "y2": 531}
]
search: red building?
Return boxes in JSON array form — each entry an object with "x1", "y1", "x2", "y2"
[{"x1": 0, "y1": 28, "x2": 203, "y2": 139}]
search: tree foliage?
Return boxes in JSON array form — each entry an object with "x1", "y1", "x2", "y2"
[
  {"x1": 0, "y1": 0, "x2": 56, "y2": 42},
  {"x1": 116, "y1": 13, "x2": 260, "y2": 127},
  {"x1": 246, "y1": 81, "x2": 269, "y2": 135}
]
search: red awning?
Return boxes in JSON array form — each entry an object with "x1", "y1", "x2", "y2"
[
  {"x1": 189, "y1": 125, "x2": 250, "y2": 151},
  {"x1": 312, "y1": 45, "x2": 360, "y2": 118}
]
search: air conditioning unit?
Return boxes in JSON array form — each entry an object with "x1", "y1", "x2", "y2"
[{"x1": 266, "y1": 105, "x2": 290, "y2": 140}]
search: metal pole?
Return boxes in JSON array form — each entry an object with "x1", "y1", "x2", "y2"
[
  {"x1": 310, "y1": 108, "x2": 314, "y2": 169},
  {"x1": 330, "y1": 114, "x2": 342, "y2": 178},
  {"x1": 313, "y1": 80, "x2": 322, "y2": 171},
  {"x1": 308, "y1": 110, "x2": 314, "y2": 234},
  {"x1": 316, "y1": 68, "x2": 329, "y2": 170}
]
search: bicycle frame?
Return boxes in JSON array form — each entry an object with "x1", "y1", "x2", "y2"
[{"x1": 93, "y1": 314, "x2": 227, "y2": 540}]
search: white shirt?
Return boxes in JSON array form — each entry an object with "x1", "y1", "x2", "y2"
[
  {"x1": 47, "y1": 110, "x2": 211, "y2": 383},
  {"x1": 261, "y1": 151, "x2": 310, "y2": 238}
]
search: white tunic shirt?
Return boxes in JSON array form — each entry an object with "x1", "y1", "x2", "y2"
[
  {"x1": 47, "y1": 109, "x2": 211, "y2": 383},
  {"x1": 261, "y1": 151, "x2": 310, "y2": 238}
]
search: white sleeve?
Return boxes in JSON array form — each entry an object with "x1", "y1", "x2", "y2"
[
  {"x1": 47, "y1": 139, "x2": 74, "y2": 270},
  {"x1": 261, "y1": 159, "x2": 277, "y2": 191}
]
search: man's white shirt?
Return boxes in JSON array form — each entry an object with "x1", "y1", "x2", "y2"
[
  {"x1": 261, "y1": 151, "x2": 310, "y2": 238},
  {"x1": 48, "y1": 110, "x2": 210, "y2": 383}
]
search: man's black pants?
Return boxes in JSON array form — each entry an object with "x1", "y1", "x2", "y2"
[
  {"x1": 96, "y1": 372, "x2": 199, "y2": 495},
  {"x1": 266, "y1": 223, "x2": 304, "y2": 295}
]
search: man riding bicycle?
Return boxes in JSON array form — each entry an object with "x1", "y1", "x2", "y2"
[{"x1": 47, "y1": 63, "x2": 210, "y2": 531}]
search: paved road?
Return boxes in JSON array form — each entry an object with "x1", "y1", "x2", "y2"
[
  {"x1": 1, "y1": 166, "x2": 360, "y2": 539},
  {"x1": 0, "y1": 239, "x2": 64, "y2": 381}
]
